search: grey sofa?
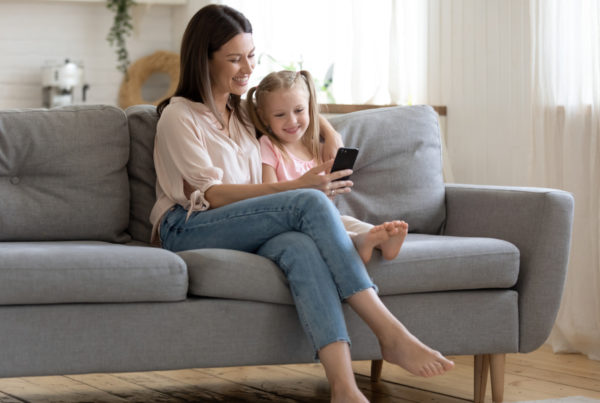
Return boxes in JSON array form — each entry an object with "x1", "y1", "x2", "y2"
[{"x1": 0, "y1": 104, "x2": 573, "y2": 403}]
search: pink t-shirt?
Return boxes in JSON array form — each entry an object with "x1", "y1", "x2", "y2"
[{"x1": 259, "y1": 135, "x2": 317, "y2": 181}]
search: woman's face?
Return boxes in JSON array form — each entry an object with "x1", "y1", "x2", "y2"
[
  {"x1": 260, "y1": 86, "x2": 310, "y2": 145},
  {"x1": 209, "y1": 33, "x2": 256, "y2": 99}
]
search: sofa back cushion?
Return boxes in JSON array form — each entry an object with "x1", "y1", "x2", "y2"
[
  {"x1": 0, "y1": 106, "x2": 130, "y2": 242},
  {"x1": 126, "y1": 105, "x2": 159, "y2": 243},
  {"x1": 330, "y1": 106, "x2": 446, "y2": 234}
]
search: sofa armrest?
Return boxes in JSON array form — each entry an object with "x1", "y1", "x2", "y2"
[{"x1": 444, "y1": 184, "x2": 574, "y2": 353}]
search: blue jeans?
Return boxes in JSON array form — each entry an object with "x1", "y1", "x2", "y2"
[{"x1": 159, "y1": 189, "x2": 376, "y2": 355}]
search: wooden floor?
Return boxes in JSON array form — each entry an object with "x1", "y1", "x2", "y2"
[{"x1": 0, "y1": 345, "x2": 599, "y2": 402}]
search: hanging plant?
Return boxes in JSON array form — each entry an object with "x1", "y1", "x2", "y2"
[{"x1": 106, "y1": 0, "x2": 135, "y2": 77}]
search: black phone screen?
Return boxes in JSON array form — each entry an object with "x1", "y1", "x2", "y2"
[{"x1": 331, "y1": 147, "x2": 359, "y2": 181}]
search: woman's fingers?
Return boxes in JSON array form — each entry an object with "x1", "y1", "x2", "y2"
[{"x1": 329, "y1": 169, "x2": 353, "y2": 181}]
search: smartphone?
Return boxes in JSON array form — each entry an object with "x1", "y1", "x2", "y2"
[{"x1": 331, "y1": 147, "x2": 359, "y2": 181}]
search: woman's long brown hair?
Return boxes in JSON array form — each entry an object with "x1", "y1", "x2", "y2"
[{"x1": 157, "y1": 5, "x2": 252, "y2": 129}]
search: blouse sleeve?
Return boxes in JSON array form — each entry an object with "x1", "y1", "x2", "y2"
[
  {"x1": 259, "y1": 135, "x2": 280, "y2": 169},
  {"x1": 154, "y1": 105, "x2": 223, "y2": 211}
]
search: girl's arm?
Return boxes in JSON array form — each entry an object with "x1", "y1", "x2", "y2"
[
  {"x1": 203, "y1": 160, "x2": 352, "y2": 209},
  {"x1": 319, "y1": 114, "x2": 344, "y2": 161},
  {"x1": 262, "y1": 164, "x2": 278, "y2": 184}
]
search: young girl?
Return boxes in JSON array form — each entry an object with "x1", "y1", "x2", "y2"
[{"x1": 247, "y1": 70, "x2": 409, "y2": 264}]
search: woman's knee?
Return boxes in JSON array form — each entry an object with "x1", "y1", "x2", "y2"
[
  {"x1": 259, "y1": 231, "x2": 318, "y2": 259},
  {"x1": 289, "y1": 188, "x2": 333, "y2": 213}
]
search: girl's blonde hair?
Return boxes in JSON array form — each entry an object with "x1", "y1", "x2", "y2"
[{"x1": 247, "y1": 70, "x2": 321, "y2": 163}]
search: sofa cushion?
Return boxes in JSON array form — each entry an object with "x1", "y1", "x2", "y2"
[
  {"x1": 0, "y1": 242, "x2": 187, "y2": 305},
  {"x1": 181, "y1": 234, "x2": 519, "y2": 305},
  {"x1": 179, "y1": 248, "x2": 292, "y2": 304},
  {"x1": 0, "y1": 106, "x2": 130, "y2": 242},
  {"x1": 126, "y1": 105, "x2": 159, "y2": 243},
  {"x1": 330, "y1": 105, "x2": 446, "y2": 235}
]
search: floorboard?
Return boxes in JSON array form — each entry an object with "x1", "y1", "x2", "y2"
[{"x1": 0, "y1": 344, "x2": 598, "y2": 402}]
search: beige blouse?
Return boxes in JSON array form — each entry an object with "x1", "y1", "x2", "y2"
[{"x1": 149, "y1": 97, "x2": 262, "y2": 243}]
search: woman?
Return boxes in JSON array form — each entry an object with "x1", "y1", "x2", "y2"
[{"x1": 151, "y1": 5, "x2": 454, "y2": 402}]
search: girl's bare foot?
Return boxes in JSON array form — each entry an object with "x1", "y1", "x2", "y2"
[
  {"x1": 352, "y1": 224, "x2": 389, "y2": 264},
  {"x1": 379, "y1": 220, "x2": 408, "y2": 260},
  {"x1": 380, "y1": 325, "x2": 455, "y2": 377}
]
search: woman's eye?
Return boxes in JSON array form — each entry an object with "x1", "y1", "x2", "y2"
[{"x1": 274, "y1": 113, "x2": 285, "y2": 118}]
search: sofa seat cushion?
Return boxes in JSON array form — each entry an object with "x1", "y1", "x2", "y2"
[
  {"x1": 0, "y1": 242, "x2": 187, "y2": 305},
  {"x1": 180, "y1": 234, "x2": 519, "y2": 305}
]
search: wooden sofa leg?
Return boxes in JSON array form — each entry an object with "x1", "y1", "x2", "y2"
[
  {"x1": 490, "y1": 353, "x2": 506, "y2": 403},
  {"x1": 370, "y1": 359, "x2": 383, "y2": 382},
  {"x1": 474, "y1": 354, "x2": 490, "y2": 403}
]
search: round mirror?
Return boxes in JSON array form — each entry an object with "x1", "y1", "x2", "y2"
[{"x1": 141, "y1": 72, "x2": 172, "y2": 103}]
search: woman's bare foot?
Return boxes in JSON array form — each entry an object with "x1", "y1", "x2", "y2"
[
  {"x1": 351, "y1": 224, "x2": 390, "y2": 264},
  {"x1": 379, "y1": 220, "x2": 408, "y2": 260},
  {"x1": 330, "y1": 386, "x2": 369, "y2": 403},
  {"x1": 380, "y1": 324, "x2": 455, "y2": 377}
]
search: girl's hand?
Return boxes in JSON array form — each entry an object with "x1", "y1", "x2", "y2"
[
  {"x1": 322, "y1": 130, "x2": 344, "y2": 161},
  {"x1": 296, "y1": 159, "x2": 353, "y2": 198}
]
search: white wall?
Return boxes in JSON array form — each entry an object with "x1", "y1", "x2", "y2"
[{"x1": 0, "y1": 1, "x2": 176, "y2": 109}]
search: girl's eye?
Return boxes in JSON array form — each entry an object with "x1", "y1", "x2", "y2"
[
  {"x1": 295, "y1": 108, "x2": 304, "y2": 113},
  {"x1": 274, "y1": 113, "x2": 285, "y2": 118}
]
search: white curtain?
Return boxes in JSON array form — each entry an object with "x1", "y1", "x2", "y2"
[
  {"x1": 223, "y1": 0, "x2": 428, "y2": 105},
  {"x1": 530, "y1": 0, "x2": 600, "y2": 360}
]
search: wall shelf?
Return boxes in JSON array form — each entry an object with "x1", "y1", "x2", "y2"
[{"x1": 7, "y1": 0, "x2": 187, "y2": 4}]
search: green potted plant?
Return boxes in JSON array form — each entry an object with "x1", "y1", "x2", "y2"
[{"x1": 106, "y1": 0, "x2": 135, "y2": 76}]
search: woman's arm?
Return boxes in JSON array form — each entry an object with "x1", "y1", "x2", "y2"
[
  {"x1": 203, "y1": 160, "x2": 352, "y2": 209},
  {"x1": 319, "y1": 114, "x2": 344, "y2": 161}
]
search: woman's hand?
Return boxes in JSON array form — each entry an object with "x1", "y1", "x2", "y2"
[{"x1": 295, "y1": 159, "x2": 353, "y2": 199}]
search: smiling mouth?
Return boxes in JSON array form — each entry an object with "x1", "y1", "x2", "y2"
[
  {"x1": 233, "y1": 76, "x2": 249, "y2": 85},
  {"x1": 285, "y1": 126, "x2": 301, "y2": 134}
]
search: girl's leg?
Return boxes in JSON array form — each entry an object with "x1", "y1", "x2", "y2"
[
  {"x1": 342, "y1": 216, "x2": 408, "y2": 263},
  {"x1": 347, "y1": 287, "x2": 455, "y2": 377}
]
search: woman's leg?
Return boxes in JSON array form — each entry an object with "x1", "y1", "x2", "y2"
[
  {"x1": 256, "y1": 231, "x2": 368, "y2": 402},
  {"x1": 319, "y1": 342, "x2": 368, "y2": 403},
  {"x1": 160, "y1": 189, "x2": 374, "y2": 300},
  {"x1": 160, "y1": 189, "x2": 374, "y2": 351},
  {"x1": 347, "y1": 288, "x2": 455, "y2": 377}
]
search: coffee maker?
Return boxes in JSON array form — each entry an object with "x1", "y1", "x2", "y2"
[{"x1": 42, "y1": 59, "x2": 89, "y2": 108}]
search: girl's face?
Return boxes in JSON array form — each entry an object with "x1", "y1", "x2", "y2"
[
  {"x1": 209, "y1": 33, "x2": 256, "y2": 99},
  {"x1": 260, "y1": 86, "x2": 310, "y2": 145}
]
